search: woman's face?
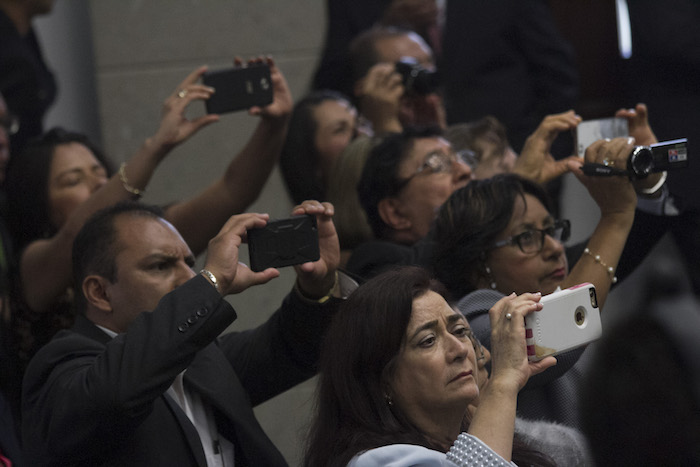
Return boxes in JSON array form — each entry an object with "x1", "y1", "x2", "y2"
[
  {"x1": 389, "y1": 291, "x2": 479, "y2": 423},
  {"x1": 48, "y1": 142, "x2": 108, "y2": 229},
  {"x1": 312, "y1": 99, "x2": 357, "y2": 181},
  {"x1": 487, "y1": 193, "x2": 568, "y2": 295}
]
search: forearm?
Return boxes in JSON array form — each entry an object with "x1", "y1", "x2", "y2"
[
  {"x1": 165, "y1": 116, "x2": 288, "y2": 255},
  {"x1": 562, "y1": 210, "x2": 634, "y2": 308},
  {"x1": 467, "y1": 378, "x2": 518, "y2": 462}
]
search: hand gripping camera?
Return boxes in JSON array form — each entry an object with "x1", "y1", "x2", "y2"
[
  {"x1": 394, "y1": 57, "x2": 440, "y2": 95},
  {"x1": 583, "y1": 138, "x2": 688, "y2": 179}
]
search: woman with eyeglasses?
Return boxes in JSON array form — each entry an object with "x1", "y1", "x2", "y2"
[
  {"x1": 431, "y1": 137, "x2": 638, "y2": 428},
  {"x1": 304, "y1": 266, "x2": 591, "y2": 466}
]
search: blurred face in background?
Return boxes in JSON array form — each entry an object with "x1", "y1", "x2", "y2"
[
  {"x1": 389, "y1": 137, "x2": 472, "y2": 243},
  {"x1": 47, "y1": 143, "x2": 108, "y2": 229},
  {"x1": 312, "y1": 98, "x2": 358, "y2": 185}
]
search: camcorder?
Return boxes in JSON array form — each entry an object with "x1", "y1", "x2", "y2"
[
  {"x1": 582, "y1": 138, "x2": 688, "y2": 180},
  {"x1": 394, "y1": 57, "x2": 440, "y2": 95}
]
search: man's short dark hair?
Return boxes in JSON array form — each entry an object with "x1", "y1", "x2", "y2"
[
  {"x1": 348, "y1": 26, "x2": 415, "y2": 89},
  {"x1": 72, "y1": 201, "x2": 164, "y2": 312},
  {"x1": 357, "y1": 126, "x2": 443, "y2": 239}
]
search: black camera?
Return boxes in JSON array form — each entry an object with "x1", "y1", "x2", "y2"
[
  {"x1": 394, "y1": 57, "x2": 440, "y2": 95},
  {"x1": 582, "y1": 138, "x2": 688, "y2": 179},
  {"x1": 627, "y1": 138, "x2": 688, "y2": 179}
]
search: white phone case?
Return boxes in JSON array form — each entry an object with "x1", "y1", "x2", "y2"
[{"x1": 525, "y1": 283, "x2": 602, "y2": 361}]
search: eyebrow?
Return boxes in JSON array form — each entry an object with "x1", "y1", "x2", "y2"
[
  {"x1": 409, "y1": 313, "x2": 466, "y2": 341},
  {"x1": 514, "y1": 215, "x2": 555, "y2": 232}
]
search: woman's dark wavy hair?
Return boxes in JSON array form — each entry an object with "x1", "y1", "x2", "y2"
[
  {"x1": 279, "y1": 89, "x2": 351, "y2": 204},
  {"x1": 304, "y1": 265, "x2": 554, "y2": 467},
  {"x1": 5, "y1": 127, "x2": 113, "y2": 252},
  {"x1": 432, "y1": 173, "x2": 552, "y2": 301}
]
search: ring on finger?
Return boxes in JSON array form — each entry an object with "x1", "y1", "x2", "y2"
[
  {"x1": 177, "y1": 89, "x2": 188, "y2": 99},
  {"x1": 602, "y1": 158, "x2": 615, "y2": 167},
  {"x1": 505, "y1": 312, "x2": 513, "y2": 320}
]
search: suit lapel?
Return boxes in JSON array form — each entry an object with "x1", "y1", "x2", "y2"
[
  {"x1": 184, "y1": 344, "x2": 287, "y2": 466},
  {"x1": 162, "y1": 393, "x2": 208, "y2": 466}
]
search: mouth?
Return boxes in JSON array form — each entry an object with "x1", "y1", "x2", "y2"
[
  {"x1": 449, "y1": 370, "x2": 473, "y2": 383},
  {"x1": 547, "y1": 267, "x2": 567, "y2": 280}
]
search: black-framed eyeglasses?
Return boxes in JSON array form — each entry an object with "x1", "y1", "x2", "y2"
[
  {"x1": 392, "y1": 149, "x2": 472, "y2": 193},
  {"x1": 491, "y1": 219, "x2": 571, "y2": 254},
  {"x1": 0, "y1": 114, "x2": 19, "y2": 136},
  {"x1": 465, "y1": 328, "x2": 485, "y2": 361}
]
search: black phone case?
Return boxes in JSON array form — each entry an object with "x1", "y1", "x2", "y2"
[
  {"x1": 202, "y1": 64, "x2": 273, "y2": 114},
  {"x1": 247, "y1": 215, "x2": 320, "y2": 272}
]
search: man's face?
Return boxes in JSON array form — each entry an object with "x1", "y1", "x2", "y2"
[
  {"x1": 374, "y1": 32, "x2": 434, "y2": 69},
  {"x1": 101, "y1": 215, "x2": 196, "y2": 333}
]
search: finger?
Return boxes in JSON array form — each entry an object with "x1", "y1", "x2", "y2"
[
  {"x1": 188, "y1": 114, "x2": 220, "y2": 132},
  {"x1": 219, "y1": 213, "x2": 270, "y2": 237},
  {"x1": 177, "y1": 66, "x2": 208, "y2": 90},
  {"x1": 529, "y1": 356, "x2": 557, "y2": 375}
]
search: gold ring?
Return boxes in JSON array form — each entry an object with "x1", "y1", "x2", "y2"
[
  {"x1": 177, "y1": 89, "x2": 188, "y2": 98},
  {"x1": 602, "y1": 159, "x2": 615, "y2": 167}
]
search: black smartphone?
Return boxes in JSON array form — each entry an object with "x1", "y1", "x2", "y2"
[
  {"x1": 202, "y1": 64, "x2": 273, "y2": 114},
  {"x1": 247, "y1": 215, "x2": 320, "y2": 272}
]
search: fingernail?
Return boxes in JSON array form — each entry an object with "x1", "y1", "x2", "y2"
[{"x1": 627, "y1": 137, "x2": 636, "y2": 145}]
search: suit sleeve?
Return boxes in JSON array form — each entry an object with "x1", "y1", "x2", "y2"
[
  {"x1": 217, "y1": 289, "x2": 339, "y2": 406},
  {"x1": 21, "y1": 275, "x2": 236, "y2": 459}
]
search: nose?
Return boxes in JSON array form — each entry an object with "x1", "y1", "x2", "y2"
[
  {"x1": 446, "y1": 333, "x2": 471, "y2": 362},
  {"x1": 452, "y1": 158, "x2": 472, "y2": 187},
  {"x1": 90, "y1": 173, "x2": 108, "y2": 193},
  {"x1": 542, "y1": 231, "x2": 565, "y2": 259}
]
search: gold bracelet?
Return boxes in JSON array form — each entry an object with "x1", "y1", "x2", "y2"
[
  {"x1": 583, "y1": 248, "x2": 618, "y2": 284},
  {"x1": 295, "y1": 271, "x2": 339, "y2": 304},
  {"x1": 200, "y1": 269, "x2": 220, "y2": 292},
  {"x1": 118, "y1": 162, "x2": 144, "y2": 198}
]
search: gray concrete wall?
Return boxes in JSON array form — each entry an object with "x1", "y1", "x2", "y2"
[{"x1": 38, "y1": 1, "x2": 327, "y2": 465}]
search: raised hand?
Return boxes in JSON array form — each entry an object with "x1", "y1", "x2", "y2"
[
  {"x1": 615, "y1": 103, "x2": 658, "y2": 146},
  {"x1": 291, "y1": 201, "x2": 340, "y2": 299},
  {"x1": 236, "y1": 56, "x2": 293, "y2": 121},
  {"x1": 151, "y1": 66, "x2": 220, "y2": 152},
  {"x1": 202, "y1": 213, "x2": 280, "y2": 296},
  {"x1": 514, "y1": 110, "x2": 582, "y2": 184},
  {"x1": 488, "y1": 292, "x2": 556, "y2": 391}
]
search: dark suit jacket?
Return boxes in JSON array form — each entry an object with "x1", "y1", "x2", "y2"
[
  {"x1": 441, "y1": 0, "x2": 578, "y2": 152},
  {"x1": 21, "y1": 275, "x2": 336, "y2": 466}
]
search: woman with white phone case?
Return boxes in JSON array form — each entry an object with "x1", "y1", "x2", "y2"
[
  {"x1": 305, "y1": 266, "x2": 592, "y2": 466},
  {"x1": 431, "y1": 137, "x2": 638, "y2": 429}
]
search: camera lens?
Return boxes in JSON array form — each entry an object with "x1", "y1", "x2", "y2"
[{"x1": 627, "y1": 146, "x2": 654, "y2": 178}]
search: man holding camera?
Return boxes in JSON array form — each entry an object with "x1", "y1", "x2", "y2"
[
  {"x1": 348, "y1": 26, "x2": 445, "y2": 135},
  {"x1": 21, "y1": 200, "x2": 341, "y2": 466}
]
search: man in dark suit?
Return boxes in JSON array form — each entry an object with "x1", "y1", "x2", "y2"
[{"x1": 21, "y1": 200, "x2": 342, "y2": 466}]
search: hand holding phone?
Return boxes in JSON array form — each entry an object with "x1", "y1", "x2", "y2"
[
  {"x1": 525, "y1": 283, "x2": 601, "y2": 361},
  {"x1": 246, "y1": 215, "x2": 320, "y2": 272},
  {"x1": 202, "y1": 63, "x2": 273, "y2": 114}
]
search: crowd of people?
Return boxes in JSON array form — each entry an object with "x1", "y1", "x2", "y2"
[{"x1": 1, "y1": 0, "x2": 698, "y2": 465}]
